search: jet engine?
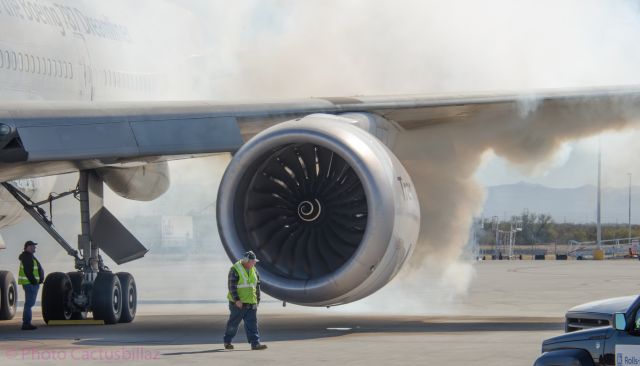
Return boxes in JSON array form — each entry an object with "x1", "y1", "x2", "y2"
[{"x1": 217, "y1": 114, "x2": 420, "y2": 306}]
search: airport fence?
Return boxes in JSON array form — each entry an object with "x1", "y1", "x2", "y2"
[{"x1": 478, "y1": 237, "x2": 640, "y2": 260}]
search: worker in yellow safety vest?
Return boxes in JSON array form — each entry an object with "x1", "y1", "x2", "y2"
[
  {"x1": 223, "y1": 251, "x2": 267, "y2": 350},
  {"x1": 18, "y1": 240, "x2": 44, "y2": 330}
]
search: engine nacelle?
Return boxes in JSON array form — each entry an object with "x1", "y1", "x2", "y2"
[
  {"x1": 217, "y1": 114, "x2": 420, "y2": 306},
  {"x1": 97, "y1": 161, "x2": 170, "y2": 201}
]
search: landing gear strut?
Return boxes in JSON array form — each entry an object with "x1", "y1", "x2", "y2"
[{"x1": 2, "y1": 171, "x2": 138, "y2": 324}]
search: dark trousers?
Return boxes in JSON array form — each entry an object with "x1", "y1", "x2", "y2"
[
  {"x1": 22, "y1": 284, "x2": 39, "y2": 325},
  {"x1": 223, "y1": 302, "x2": 260, "y2": 346}
]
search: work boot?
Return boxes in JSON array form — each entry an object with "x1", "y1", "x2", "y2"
[
  {"x1": 251, "y1": 343, "x2": 267, "y2": 350},
  {"x1": 21, "y1": 324, "x2": 37, "y2": 330},
  {"x1": 224, "y1": 343, "x2": 234, "y2": 350}
]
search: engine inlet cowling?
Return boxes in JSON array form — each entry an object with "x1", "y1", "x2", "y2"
[{"x1": 217, "y1": 114, "x2": 420, "y2": 306}]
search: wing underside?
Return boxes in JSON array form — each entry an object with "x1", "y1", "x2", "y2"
[{"x1": 1, "y1": 85, "x2": 640, "y2": 181}]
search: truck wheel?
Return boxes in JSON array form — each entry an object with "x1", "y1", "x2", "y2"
[
  {"x1": 66, "y1": 272, "x2": 87, "y2": 320},
  {"x1": 42, "y1": 272, "x2": 73, "y2": 323},
  {"x1": 533, "y1": 349, "x2": 595, "y2": 366},
  {"x1": 92, "y1": 272, "x2": 122, "y2": 324},
  {"x1": 116, "y1": 272, "x2": 136, "y2": 323},
  {"x1": 0, "y1": 271, "x2": 17, "y2": 320}
]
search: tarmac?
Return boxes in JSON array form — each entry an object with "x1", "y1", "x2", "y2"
[{"x1": 1, "y1": 259, "x2": 639, "y2": 366}]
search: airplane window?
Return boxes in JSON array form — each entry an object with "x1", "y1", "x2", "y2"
[
  {"x1": 0, "y1": 49, "x2": 3, "y2": 69},
  {"x1": 36, "y1": 57, "x2": 41, "y2": 74},
  {"x1": 10, "y1": 52, "x2": 16, "y2": 70},
  {"x1": 47, "y1": 59, "x2": 51, "y2": 76},
  {"x1": 17, "y1": 53, "x2": 23, "y2": 71},
  {"x1": 62, "y1": 62, "x2": 67, "y2": 78},
  {"x1": 29, "y1": 55, "x2": 34, "y2": 73},
  {"x1": 24, "y1": 54, "x2": 30, "y2": 73},
  {"x1": 69, "y1": 63, "x2": 73, "y2": 79}
]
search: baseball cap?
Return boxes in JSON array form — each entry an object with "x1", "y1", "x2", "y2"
[
  {"x1": 243, "y1": 251, "x2": 259, "y2": 262},
  {"x1": 24, "y1": 240, "x2": 38, "y2": 250}
]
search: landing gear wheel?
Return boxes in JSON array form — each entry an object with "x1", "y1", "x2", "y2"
[
  {"x1": 116, "y1": 272, "x2": 136, "y2": 323},
  {"x1": 42, "y1": 272, "x2": 73, "y2": 323},
  {"x1": 0, "y1": 271, "x2": 17, "y2": 320},
  {"x1": 66, "y1": 272, "x2": 87, "y2": 320},
  {"x1": 92, "y1": 272, "x2": 122, "y2": 324}
]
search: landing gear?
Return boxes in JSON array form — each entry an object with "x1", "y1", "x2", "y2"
[
  {"x1": 92, "y1": 272, "x2": 122, "y2": 324},
  {"x1": 42, "y1": 272, "x2": 73, "y2": 323},
  {"x1": 67, "y1": 272, "x2": 88, "y2": 320},
  {"x1": 2, "y1": 171, "x2": 144, "y2": 325},
  {"x1": 117, "y1": 272, "x2": 136, "y2": 323},
  {"x1": 0, "y1": 271, "x2": 17, "y2": 320}
]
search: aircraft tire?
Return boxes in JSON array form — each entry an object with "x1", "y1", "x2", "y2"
[
  {"x1": 116, "y1": 272, "x2": 136, "y2": 323},
  {"x1": 92, "y1": 272, "x2": 122, "y2": 324},
  {"x1": 0, "y1": 271, "x2": 17, "y2": 320},
  {"x1": 42, "y1": 272, "x2": 73, "y2": 323},
  {"x1": 66, "y1": 272, "x2": 87, "y2": 320}
]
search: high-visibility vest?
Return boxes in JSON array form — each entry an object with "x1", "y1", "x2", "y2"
[
  {"x1": 227, "y1": 260, "x2": 258, "y2": 304},
  {"x1": 18, "y1": 258, "x2": 40, "y2": 285}
]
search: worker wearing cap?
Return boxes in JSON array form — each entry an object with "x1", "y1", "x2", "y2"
[
  {"x1": 223, "y1": 250, "x2": 267, "y2": 350},
  {"x1": 18, "y1": 240, "x2": 44, "y2": 330}
]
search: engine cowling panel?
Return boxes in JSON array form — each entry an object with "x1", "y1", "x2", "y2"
[{"x1": 217, "y1": 114, "x2": 420, "y2": 306}]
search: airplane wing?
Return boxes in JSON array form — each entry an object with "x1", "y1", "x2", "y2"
[
  {"x1": 2, "y1": 85, "x2": 640, "y2": 182},
  {"x1": 4, "y1": 85, "x2": 640, "y2": 309}
]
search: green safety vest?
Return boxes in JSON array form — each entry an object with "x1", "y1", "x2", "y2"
[
  {"x1": 227, "y1": 260, "x2": 258, "y2": 304},
  {"x1": 18, "y1": 258, "x2": 40, "y2": 285}
]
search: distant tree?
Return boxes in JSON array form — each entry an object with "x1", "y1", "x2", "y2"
[{"x1": 478, "y1": 211, "x2": 640, "y2": 246}]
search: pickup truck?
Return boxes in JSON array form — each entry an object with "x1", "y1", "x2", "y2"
[
  {"x1": 534, "y1": 295, "x2": 640, "y2": 365},
  {"x1": 565, "y1": 296, "x2": 636, "y2": 332}
]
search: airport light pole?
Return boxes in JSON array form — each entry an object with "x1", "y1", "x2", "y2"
[
  {"x1": 492, "y1": 216, "x2": 499, "y2": 258},
  {"x1": 596, "y1": 137, "x2": 602, "y2": 247},
  {"x1": 629, "y1": 173, "x2": 632, "y2": 242}
]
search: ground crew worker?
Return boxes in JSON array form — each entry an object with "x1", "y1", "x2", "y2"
[
  {"x1": 18, "y1": 240, "x2": 44, "y2": 330},
  {"x1": 223, "y1": 250, "x2": 267, "y2": 350}
]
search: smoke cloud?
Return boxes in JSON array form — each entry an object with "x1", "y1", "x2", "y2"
[{"x1": 165, "y1": 0, "x2": 640, "y2": 312}]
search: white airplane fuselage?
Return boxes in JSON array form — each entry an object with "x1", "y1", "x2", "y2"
[{"x1": 0, "y1": 0, "x2": 198, "y2": 231}]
